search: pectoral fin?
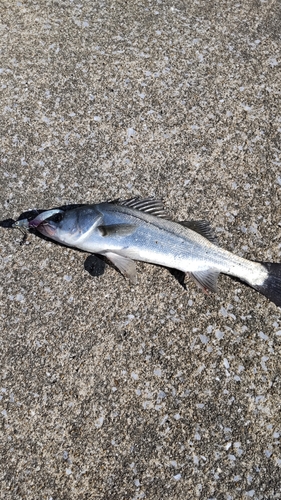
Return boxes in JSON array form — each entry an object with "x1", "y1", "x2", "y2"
[
  {"x1": 188, "y1": 269, "x2": 220, "y2": 293},
  {"x1": 104, "y1": 252, "x2": 137, "y2": 284},
  {"x1": 98, "y1": 224, "x2": 137, "y2": 237}
]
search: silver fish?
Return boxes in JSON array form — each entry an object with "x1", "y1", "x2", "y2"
[{"x1": 13, "y1": 198, "x2": 281, "y2": 306}]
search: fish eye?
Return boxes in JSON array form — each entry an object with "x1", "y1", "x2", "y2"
[{"x1": 48, "y1": 212, "x2": 64, "y2": 223}]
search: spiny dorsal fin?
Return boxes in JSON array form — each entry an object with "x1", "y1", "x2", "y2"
[
  {"x1": 179, "y1": 220, "x2": 218, "y2": 245},
  {"x1": 111, "y1": 197, "x2": 171, "y2": 219}
]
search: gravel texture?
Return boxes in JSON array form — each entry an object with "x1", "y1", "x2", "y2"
[{"x1": 1, "y1": 1, "x2": 281, "y2": 499}]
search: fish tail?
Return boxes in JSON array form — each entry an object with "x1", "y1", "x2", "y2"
[{"x1": 251, "y1": 262, "x2": 281, "y2": 307}]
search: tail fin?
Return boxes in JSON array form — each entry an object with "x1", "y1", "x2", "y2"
[{"x1": 253, "y1": 262, "x2": 281, "y2": 307}]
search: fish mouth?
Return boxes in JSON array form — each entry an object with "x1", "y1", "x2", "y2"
[
  {"x1": 30, "y1": 209, "x2": 65, "y2": 238},
  {"x1": 12, "y1": 209, "x2": 64, "y2": 239},
  {"x1": 28, "y1": 209, "x2": 64, "y2": 229},
  {"x1": 36, "y1": 221, "x2": 57, "y2": 238},
  {"x1": 12, "y1": 209, "x2": 64, "y2": 231}
]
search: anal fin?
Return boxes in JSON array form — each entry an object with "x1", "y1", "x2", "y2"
[{"x1": 188, "y1": 269, "x2": 220, "y2": 293}]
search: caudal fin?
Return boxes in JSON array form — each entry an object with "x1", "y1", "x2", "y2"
[{"x1": 252, "y1": 262, "x2": 281, "y2": 307}]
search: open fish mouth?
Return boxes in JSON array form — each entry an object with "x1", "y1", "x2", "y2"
[
  {"x1": 29, "y1": 209, "x2": 65, "y2": 237},
  {"x1": 12, "y1": 209, "x2": 64, "y2": 229},
  {"x1": 36, "y1": 220, "x2": 58, "y2": 238},
  {"x1": 28, "y1": 209, "x2": 64, "y2": 228}
]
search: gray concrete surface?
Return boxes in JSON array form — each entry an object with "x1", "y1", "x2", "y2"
[{"x1": 1, "y1": 1, "x2": 281, "y2": 498}]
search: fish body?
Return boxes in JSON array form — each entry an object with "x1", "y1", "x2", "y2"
[{"x1": 13, "y1": 198, "x2": 281, "y2": 306}]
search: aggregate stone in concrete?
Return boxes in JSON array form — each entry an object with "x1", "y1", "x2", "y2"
[{"x1": 1, "y1": 1, "x2": 281, "y2": 499}]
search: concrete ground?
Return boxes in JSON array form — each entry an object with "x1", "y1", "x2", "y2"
[{"x1": 1, "y1": 1, "x2": 281, "y2": 498}]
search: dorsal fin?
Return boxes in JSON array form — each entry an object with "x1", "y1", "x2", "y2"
[
  {"x1": 111, "y1": 197, "x2": 171, "y2": 219},
  {"x1": 178, "y1": 220, "x2": 218, "y2": 245}
]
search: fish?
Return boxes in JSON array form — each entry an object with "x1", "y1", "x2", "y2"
[{"x1": 12, "y1": 197, "x2": 281, "y2": 307}]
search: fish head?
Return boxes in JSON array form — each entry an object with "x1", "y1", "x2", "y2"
[{"x1": 33, "y1": 206, "x2": 102, "y2": 245}]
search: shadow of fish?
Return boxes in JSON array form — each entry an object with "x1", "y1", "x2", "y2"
[{"x1": 12, "y1": 197, "x2": 281, "y2": 307}]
